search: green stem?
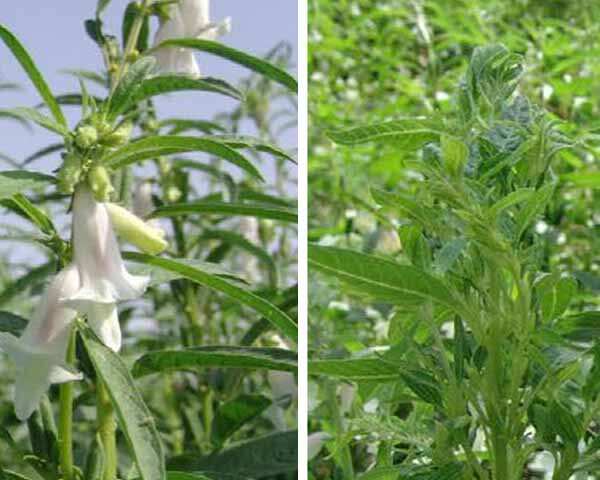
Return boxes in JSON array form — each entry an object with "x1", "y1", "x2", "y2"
[
  {"x1": 58, "y1": 328, "x2": 76, "y2": 480},
  {"x1": 325, "y1": 381, "x2": 354, "y2": 479},
  {"x1": 97, "y1": 379, "x2": 118, "y2": 480},
  {"x1": 110, "y1": 0, "x2": 150, "y2": 93}
]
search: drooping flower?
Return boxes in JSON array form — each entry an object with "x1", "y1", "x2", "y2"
[
  {"x1": 63, "y1": 185, "x2": 150, "y2": 352},
  {"x1": 0, "y1": 264, "x2": 82, "y2": 420},
  {"x1": 152, "y1": 0, "x2": 231, "y2": 77}
]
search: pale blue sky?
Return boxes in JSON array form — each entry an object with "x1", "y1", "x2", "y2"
[{"x1": 0, "y1": 1, "x2": 298, "y2": 171}]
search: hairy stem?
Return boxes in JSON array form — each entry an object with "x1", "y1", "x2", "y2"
[
  {"x1": 97, "y1": 379, "x2": 118, "y2": 480},
  {"x1": 58, "y1": 327, "x2": 76, "y2": 480}
]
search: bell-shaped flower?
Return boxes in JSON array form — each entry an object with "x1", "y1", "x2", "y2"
[
  {"x1": 0, "y1": 264, "x2": 82, "y2": 420},
  {"x1": 63, "y1": 185, "x2": 150, "y2": 352},
  {"x1": 152, "y1": 0, "x2": 231, "y2": 77}
]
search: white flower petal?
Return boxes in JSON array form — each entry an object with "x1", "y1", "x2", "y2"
[
  {"x1": 71, "y1": 185, "x2": 149, "y2": 303},
  {"x1": 0, "y1": 262, "x2": 82, "y2": 421},
  {"x1": 86, "y1": 303, "x2": 122, "y2": 352}
]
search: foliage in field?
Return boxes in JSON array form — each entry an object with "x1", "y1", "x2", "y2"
[
  {"x1": 0, "y1": 1, "x2": 297, "y2": 479},
  {"x1": 309, "y1": 1, "x2": 600, "y2": 479}
]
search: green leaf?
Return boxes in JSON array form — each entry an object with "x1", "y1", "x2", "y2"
[
  {"x1": 0, "y1": 108, "x2": 68, "y2": 135},
  {"x1": 205, "y1": 135, "x2": 296, "y2": 163},
  {"x1": 327, "y1": 118, "x2": 442, "y2": 147},
  {"x1": 133, "y1": 346, "x2": 297, "y2": 377},
  {"x1": 561, "y1": 171, "x2": 600, "y2": 188},
  {"x1": 160, "y1": 119, "x2": 226, "y2": 135},
  {"x1": 133, "y1": 76, "x2": 241, "y2": 104},
  {"x1": 441, "y1": 135, "x2": 468, "y2": 175},
  {"x1": 154, "y1": 39, "x2": 297, "y2": 93},
  {"x1": 167, "y1": 430, "x2": 297, "y2": 478},
  {"x1": 130, "y1": 256, "x2": 243, "y2": 287},
  {"x1": 309, "y1": 358, "x2": 400, "y2": 381},
  {"x1": 0, "y1": 311, "x2": 28, "y2": 335},
  {"x1": 434, "y1": 238, "x2": 467, "y2": 274},
  {"x1": 165, "y1": 474, "x2": 214, "y2": 480},
  {"x1": 557, "y1": 311, "x2": 600, "y2": 342},
  {"x1": 211, "y1": 394, "x2": 272, "y2": 446},
  {"x1": 152, "y1": 202, "x2": 297, "y2": 223},
  {"x1": 0, "y1": 262, "x2": 55, "y2": 307},
  {"x1": 0, "y1": 24, "x2": 66, "y2": 127},
  {"x1": 309, "y1": 244, "x2": 465, "y2": 315},
  {"x1": 401, "y1": 369, "x2": 443, "y2": 407},
  {"x1": 107, "y1": 57, "x2": 156, "y2": 120},
  {"x1": 200, "y1": 229, "x2": 276, "y2": 274},
  {"x1": 0, "y1": 171, "x2": 56, "y2": 199},
  {"x1": 124, "y1": 252, "x2": 298, "y2": 343},
  {"x1": 515, "y1": 182, "x2": 556, "y2": 239},
  {"x1": 104, "y1": 136, "x2": 263, "y2": 181},
  {"x1": 3, "y1": 193, "x2": 56, "y2": 236},
  {"x1": 79, "y1": 322, "x2": 166, "y2": 480},
  {"x1": 487, "y1": 188, "x2": 534, "y2": 219}
]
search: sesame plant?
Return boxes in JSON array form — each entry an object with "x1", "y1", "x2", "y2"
[
  {"x1": 0, "y1": 1, "x2": 297, "y2": 479},
  {"x1": 309, "y1": 45, "x2": 600, "y2": 479}
]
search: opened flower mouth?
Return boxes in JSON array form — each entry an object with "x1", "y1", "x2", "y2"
[{"x1": 0, "y1": 264, "x2": 82, "y2": 421}]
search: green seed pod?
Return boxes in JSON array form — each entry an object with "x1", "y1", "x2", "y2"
[{"x1": 88, "y1": 165, "x2": 114, "y2": 202}]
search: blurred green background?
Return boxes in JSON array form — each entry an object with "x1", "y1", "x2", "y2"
[{"x1": 308, "y1": 0, "x2": 600, "y2": 477}]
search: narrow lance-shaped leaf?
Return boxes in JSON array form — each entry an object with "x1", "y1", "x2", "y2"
[
  {"x1": 309, "y1": 244, "x2": 466, "y2": 316},
  {"x1": 327, "y1": 118, "x2": 442, "y2": 148},
  {"x1": 0, "y1": 24, "x2": 67, "y2": 127},
  {"x1": 78, "y1": 322, "x2": 166, "y2": 480},
  {"x1": 124, "y1": 252, "x2": 298, "y2": 343},
  {"x1": 152, "y1": 38, "x2": 298, "y2": 93},
  {"x1": 133, "y1": 346, "x2": 297, "y2": 377},
  {"x1": 0, "y1": 171, "x2": 56, "y2": 200},
  {"x1": 151, "y1": 202, "x2": 297, "y2": 223},
  {"x1": 0, "y1": 108, "x2": 68, "y2": 136},
  {"x1": 104, "y1": 136, "x2": 264, "y2": 181}
]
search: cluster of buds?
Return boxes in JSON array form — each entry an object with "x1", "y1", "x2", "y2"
[{"x1": 57, "y1": 116, "x2": 133, "y2": 202}]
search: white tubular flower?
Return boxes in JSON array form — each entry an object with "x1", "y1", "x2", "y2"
[
  {"x1": 64, "y1": 185, "x2": 150, "y2": 352},
  {"x1": 0, "y1": 264, "x2": 82, "y2": 420},
  {"x1": 307, "y1": 432, "x2": 332, "y2": 461},
  {"x1": 152, "y1": 0, "x2": 231, "y2": 77}
]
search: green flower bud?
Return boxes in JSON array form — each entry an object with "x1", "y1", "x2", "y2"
[
  {"x1": 57, "y1": 154, "x2": 82, "y2": 194},
  {"x1": 88, "y1": 165, "x2": 114, "y2": 202},
  {"x1": 101, "y1": 122, "x2": 133, "y2": 147},
  {"x1": 167, "y1": 186, "x2": 182, "y2": 203},
  {"x1": 105, "y1": 203, "x2": 168, "y2": 255},
  {"x1": 75, "y1": 125, "x2": 98, "y2": 149}
]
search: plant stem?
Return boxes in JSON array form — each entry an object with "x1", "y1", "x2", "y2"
[
  {"x1": 325, "y1": 381, "x2": 354, "y2": 479},
  {"x1": 58, "y1": 327, "x2": 76, "y2": 480},
  {"x1": 110, "y1": 0, "x2": 150, "y2": 93},
  {"x1": 97, "y1": 379, "x2": 118, "y2": 480}
]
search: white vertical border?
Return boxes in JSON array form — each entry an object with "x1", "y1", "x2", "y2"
[{"x1": 297, "y1": 0, "x2": 308, "y2": 478}]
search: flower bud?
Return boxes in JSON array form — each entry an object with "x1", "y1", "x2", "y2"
[
  {"x1": 88, "y1": 165, "x2": 114, "y2": 202},
  {"x1": 105, "y1": 203, "x2": 168, "y2": 255},
  {"x1": 167, "y1": 186, "x2": 182, "y2": 203},
  {"x1": 101, "y1": 122, "x2": 133, "y2": 147},
  {"x1": 75, "y1": 125, "x2": 98, "y2": 149},
  {"x1": 57, "y1": 154, "x2": 82, "y2": 194}
]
